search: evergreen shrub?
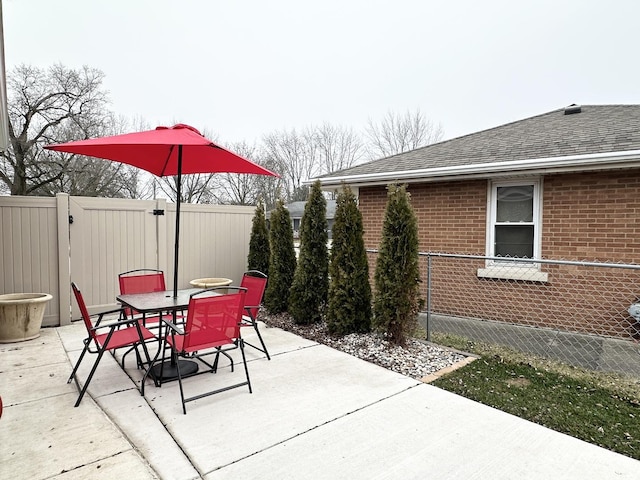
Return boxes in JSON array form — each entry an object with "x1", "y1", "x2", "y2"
[
  {"x1": 373, "y1": 184, "x2": 421, "y2": 346},
  {"x1": 327, "y1": 184, "x2": 372, "y2": 335}
]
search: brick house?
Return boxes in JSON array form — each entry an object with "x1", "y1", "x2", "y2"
[
  {"x1": 267, "y1": 200, "x2": 337, "y2": 239},
  {"x1": 316, "y1": 105, "x2": 640, "y2": 340}
]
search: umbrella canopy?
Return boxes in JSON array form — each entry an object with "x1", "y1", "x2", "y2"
[
  {"x1": 45, "y1": 124, "x2": 278, "y2": 297},
  {"x1": 45, "y1": 123, "x2": 276, "y2": 177}
]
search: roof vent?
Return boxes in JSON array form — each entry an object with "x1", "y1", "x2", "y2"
[{"x1": 564, "y1": 104, "x2": 582, "y2": 115}]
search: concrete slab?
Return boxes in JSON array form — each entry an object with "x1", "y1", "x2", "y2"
[
  {"x1": 55, "y1": 323, "x2": 89, "y2": 352},
  {"x1": 425, "y1": 313, "x2": 640, "y2": 376},
  {"x1": 143, "y1": 343, "x2": 419, "y2": 476},
  {"x1": 65, "y1": 348, "x2": 142, "y2": 402},
  {"x1": 96, "y1": 389, "x2": 199, "y2": 480},
  {"x1": 3, "y1": 323, "x2": 638, "y2": 480},
  {"x1": 601, "y1": 337, "x2": 640, "y2": 376},
  {"x1": 0, "y1": 392, "x2": 142, "y2": 480},
  {"x1": 0, "y1": 328, "x2": 69, "y2": 370},
  {"x1": 545, "y1": 330, "x2": 604, "y2": 370},
  {"x1": 205, "y1": 384, "x2": 640, "y2": 480},
  {"x1": 0, "y1": 361, "x2": 76, "y2": 406},
  {"x1": 237, "y1": 321, "x2": 319, "y2": 361},
  {"x1": 48, "y1": 451, "x2": 158, "y2": 479}
]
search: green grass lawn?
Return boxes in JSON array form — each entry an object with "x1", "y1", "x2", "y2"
[{"x1": 429, "y1": 332, "x2": 640, "y2": 460}]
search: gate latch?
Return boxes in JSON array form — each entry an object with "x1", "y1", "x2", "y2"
[{"x1": 152, "y1": 209, "x2": 165, "y2": 216}]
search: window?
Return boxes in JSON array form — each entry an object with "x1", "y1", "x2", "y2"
[
  {"x1": 494, "y1": 184, "x2": 535, "y2": 258},
  {"x1": 478, "y1": 179, "x2": 547, "y2": 282}
]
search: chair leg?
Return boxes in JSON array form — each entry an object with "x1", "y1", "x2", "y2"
[
  {"x1": 239, "y1": 339, "x2": 252, "y2": 394},
  {"x1": 243, "y1": 321, "x2": 271, "y2": 360},
  {"x1": 211, "y1": 347, "x2": 235, "y2": 372},
  {"x1": 158, "y1": 339, "x2": 170, "y2": 387},
  {"x1": 67, "y1": 340, "x2": 91, "y2": 387},
  {"x1": 213, "y1": 350, "x2": 220, "y2": 372},
  {"x1": 252, "y1": 322, "x2": 270, "y2": 360},
  {"x1": 175, "y1": 353, "x2": 187, "y2": 415},
  {"x1": 73, "y1": 347, "x2": 108, "y2": 407},
  {"x1": 120, "y1": 345, "x2": 136, "y2": 369},
  {"x1": 140, "y1": 340, "x2": 163, "y2": 395},
  {"x1": 132, "y1": 321, "x2": 153, "y2": 366},
  {"x1": 71, "y1": 328, "x2": 119, "y2": 407}
]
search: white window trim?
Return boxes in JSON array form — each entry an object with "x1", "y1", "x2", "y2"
[{"x1": 477, "y1": 177, "x2": 548, "y2": 282}]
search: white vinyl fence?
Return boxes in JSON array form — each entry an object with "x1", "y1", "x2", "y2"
[{"x1": 0, "y1": 194, "x2": 255, "y2": 326}]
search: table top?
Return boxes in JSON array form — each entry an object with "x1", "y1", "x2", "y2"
[{"x1": 117, "y1": 288, "x2": 205, "y2": 313}]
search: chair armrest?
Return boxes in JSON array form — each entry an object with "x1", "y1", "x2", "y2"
[
  {"x1": 90, "y1": 312, "x2": 143, "y2": 332},
  {"x1": 70, "y1": 306, "x2": 125, "y2": 324},
  {"x1": 92, "y1": 307, "x2": 127, "y2": 318},
  {"x1": 162, "y1": 318, "x2": 185, "y2": 336},
  {"x1": 90, "y1": 321, "x2": 137, "y2": 333}
]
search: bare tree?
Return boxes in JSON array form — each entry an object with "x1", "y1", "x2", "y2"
[
  {"x1": 365, "y1": 109, "x2": 444, "y2": 159},
  {"x1": 39, "y1": 114, "x2": 145, "y2": 198},
  {"x1": 0, "y1": 64, "x2": 136, "y2": 196},
  {"x1": 201, "y1": 140, "x2": 285, "y2": 209},
  {"x1": 262, "y1": 127, "x2": 319, "y2": 202},
  {"x1": 155, "y1": 173, "x2": 216, "y2": 203},
  {"x1": 38, "y1": 151, "x2": 143, "y2": 197},
  {"x1": 252, "y1": 154, "x2": 285, "y2": 210},
  {"x1": 204, "y1": 141, "x2": 263, "y2": 205},
  {"x1": 314, "y1": 122, "x2": 365, "y2": 175}
]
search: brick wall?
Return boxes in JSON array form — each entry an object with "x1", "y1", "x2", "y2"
[
  {"x1": 543, "y1": 170, "x2": 640, "y2": 263},
  {"x1": 359, "y1": 180, "x2": 487, "y2": 253},
  {"x1": 358, "y1": 169, "x2": 640, "y2": 339},
  {"x1": 360, "y1": 170, "x2": 640, "y2": 262}
]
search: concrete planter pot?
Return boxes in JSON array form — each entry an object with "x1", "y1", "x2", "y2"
[
  {"x1": 0, "y1": 293, "x2": 53, "y2": 343},
  {"x1": 189, "y1": 277, "x2": 233, "y2": 288},
  {"x1": 189, "y1": 277, "x2": 233, "y2": 294}
]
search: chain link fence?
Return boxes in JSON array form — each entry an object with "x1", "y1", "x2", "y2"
[
  {"x1": 424, "y1": 253, "x2": 640, "y2": 377},
  {"x1": 368, "y1": 251, "x2": 640, "y2": 378}
]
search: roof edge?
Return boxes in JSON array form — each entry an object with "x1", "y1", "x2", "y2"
[{"x1": 312, "y1": 149, "x2": 640, "y2": 187}]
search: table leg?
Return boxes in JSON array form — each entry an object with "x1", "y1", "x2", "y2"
[{"x1": 150, "y1": 309, "x2": 199, "y2": 382}]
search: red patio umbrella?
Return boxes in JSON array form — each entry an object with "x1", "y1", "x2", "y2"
[{"x1": 45, "y1": 124, "x2": 278, "y2": 297}]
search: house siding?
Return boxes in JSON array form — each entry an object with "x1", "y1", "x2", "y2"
[{"x1": 359, "y1": 169, "x2": 640, "y2": 339}]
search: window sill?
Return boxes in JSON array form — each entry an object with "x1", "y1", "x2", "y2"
[{"x1": 477, "y1": 266, "x2": 548, "y2": 283}]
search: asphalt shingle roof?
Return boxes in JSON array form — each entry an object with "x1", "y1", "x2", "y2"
[
  {"x1": 321, "y1": 105, "x2": 640, "y2": 179},
  {"x1": 267, "y1": 200, "x2": 336, "y2": 219}
]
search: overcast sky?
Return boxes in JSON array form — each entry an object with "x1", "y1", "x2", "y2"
[{"x1": 4, "y1": 0, "x2": 640, "y2": 145}]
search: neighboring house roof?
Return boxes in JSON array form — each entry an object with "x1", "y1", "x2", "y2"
[
  {"x1": 283, "y1": 201, "x2": 308, "y2": 219},
  {"x1": 267, "y1": 200, "x2": 337, "y2": 220},
  {"x1": 316, "y1": 104, "x2": 640, "y2": 187}
]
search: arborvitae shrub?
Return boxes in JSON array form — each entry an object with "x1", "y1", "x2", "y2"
[
  {"x1": 264, "y1": 199, "x2": 297, "y2": 314},
  {"x1": 327, "y1": 184, "x2": 371, "y2": 336},
  {"x1": 373, "y1": 184, "x2": 421, "y2": 346},
  {"x1": 289, "y1": 181, "x2": 329, "y2": 324},
  {"x1": 247, "y1": 200, "x2": 270, "y2": 276}
]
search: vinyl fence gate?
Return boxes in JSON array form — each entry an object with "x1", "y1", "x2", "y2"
[{"x1": 0, "y1": 193, "x2": 255, "y2": 326}]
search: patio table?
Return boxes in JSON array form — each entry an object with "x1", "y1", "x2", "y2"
[{"x1": 116, "y1": 288, "x2": 212, "y2": 381}]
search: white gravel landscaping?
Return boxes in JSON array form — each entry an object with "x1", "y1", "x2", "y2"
[{"x1": 261, "y1": 312, "x2": 468, "y2": 380}]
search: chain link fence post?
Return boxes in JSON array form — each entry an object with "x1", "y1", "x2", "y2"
[{"x1": 426, "y1": 253, "x2": 432, "y2": 342}]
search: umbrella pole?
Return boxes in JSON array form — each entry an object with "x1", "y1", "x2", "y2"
[{"x1": 173, "y1": 145, "x2": 182, "y2": 298}]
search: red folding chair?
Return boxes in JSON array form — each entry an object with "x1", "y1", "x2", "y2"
[
  {"x1": 239, "y1": 270, "x2": 270, "y2": 360},
  {"x1": 68, "y1": 282, "x2": 157, "y2": 407},
  {"x1": 118, "y1": 269, "x2": 181, "y2": 327},
  {"x1": 145, "y1": 286, "x2": 252, "y2": 414}
]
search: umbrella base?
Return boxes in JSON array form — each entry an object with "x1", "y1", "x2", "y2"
[{"x1": 150, "y1": 359, "x2": 199, "y2": 381}]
